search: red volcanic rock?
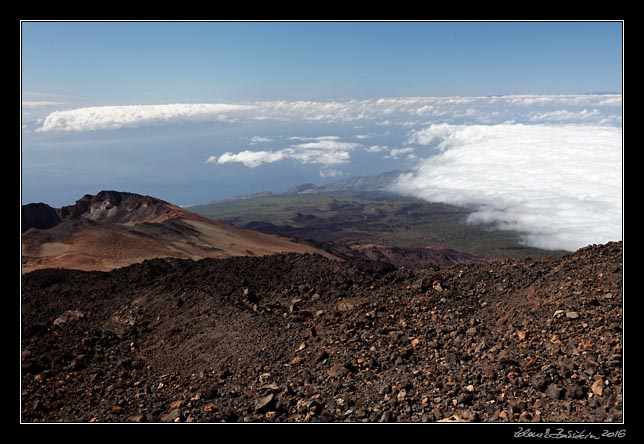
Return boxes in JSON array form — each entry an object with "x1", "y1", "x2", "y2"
[{"x1": 22, "y1": 191, "x2": 337, "y2": 273}]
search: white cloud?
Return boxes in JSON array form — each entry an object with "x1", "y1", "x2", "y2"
[
  {"x1": 286, "y1": 148, "x2": 350, "y2": 165},
  {"x1": 208, "y1": 138, "x2": 360, "y2": 168},
  {"x1": 217, "y1": 150, "x2": 285, "y2": 168},
  {"x1": 320, "y1": 168, "x2": 343, "y2": 178},
  {"x1": 527, "y1": 109, "x2": 602, "y2": 123},
  {"x1": 385, "y1": 147, "x2": 415, "y2": 159},
  {"x1": 293, "y1": 140, "x2": 359, "y2": 150},
  {"x1": 22, "y1": 101, "x2": 62, "y2": 108},
  {"x1": 288, "y1": 136, "x2": 341, "y2": 141},
  {"x1": 38, "y1": 103, "x2": 255, "y2": 132},
  {"x1": 415, "y1": 105, "x2": 435, "y2": 116},
  {"x1": 37, "y1": 94, "x2": 622, "y2": 132},
  {"x1": 598, "y1": 96, "x2": 622, "y2": 106},
  {"x1": 407, "y1": 123, "x2": 457, "y2": 147},
  {"x1": 365, "y1": 145, "x2": 388, "y2": 153},
  {"x1": 249, "y1": 136, "x2": 273, "y2": 143},
  {"x1": 354, "y1": 134, "x2": 370, "y2": 139},
  {"x1": 496, "y1": 94, "x2": 622, "y2": 107},
  {"x1": 392, "y1": 124, "x2": 622, "y2": 251}
]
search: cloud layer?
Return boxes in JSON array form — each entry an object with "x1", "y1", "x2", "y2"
[
  {"x1": 38, "y1": 103, "x2": 254, "y2": 132},
  {"x1": 392, "y1": 124, "x2": 622, "y2": 251},
  {"x1": 37, "y1": 94, "x2": 621, "y2": 132},
  {"x1": 31, "y1": 95, "x2": 622, "y2": 252},
  {"x1": 22, "y1": 101, "x2": 63, "y2": 108}
]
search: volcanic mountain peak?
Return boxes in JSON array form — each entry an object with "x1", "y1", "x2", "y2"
[
  {"x1": 58, "y1": 190, "x2": 186, "y2": 224},
  {"x1": 21, "y1": 202, "x2": 61, "y2": 233},
  {"x1": 22, "y1": 190, "x2": 183, "y2": 233},
  {"x1": 22, "y1": 191, "x2": 336, "y2": 273}
]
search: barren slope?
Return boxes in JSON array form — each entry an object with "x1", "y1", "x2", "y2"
[
  {"x1": 21, "y1": 241, "x2": 622, "y2": 422},
  {"x1": 22, "y1": 191, "x2": 336, "y2": 273}
]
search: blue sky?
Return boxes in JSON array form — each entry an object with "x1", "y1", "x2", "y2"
[
  {"x1": 21, "y1": 22, "x2": 622, "y2": 250},
  {"x1": 23, "y1": 21, "x2": 622, "y2": 101}
]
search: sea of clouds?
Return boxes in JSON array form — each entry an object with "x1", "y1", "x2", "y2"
[
  {"x1": 393, "y1": 124, "x2": 621, "y2": 251},
  {"x1": 30, "y1": 94, "x2": 622, "y2": 251},
  {"x1": 36, "y1": 95, "x2": 621, "y2": 132}
]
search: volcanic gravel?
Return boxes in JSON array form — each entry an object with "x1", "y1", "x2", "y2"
[{"x1": 21, "y1": 241, "x2": 622, "y2": 423}]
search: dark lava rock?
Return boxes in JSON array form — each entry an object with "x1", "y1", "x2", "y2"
[
  {"x1": 20, "y1": 242, "x2": 623, "y2": 423},
  {"x1": 160, "y1": 408, "x2": 182, "y2": 422},
  {"x1": 530, "y1": 373, "x2": 549, "y2": 391},
  {"x1": 255, "y1": 394, "x2": 275, "y2": 413},
  {"x1": 566, "y1": 383, "x2": 586, "y2": 400},
  {"x1": 203, "y1": 388, "x2": 219, "y2": 400},
  {"x1": 545, "y1": 384, "x2": 564, "y2": 400},
  {"x1": 328, "y1": 364, "x2": 350, "y2": 378},
  {"x1": 499, "y1": 357, "x2": 520, "y2": 367}
]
